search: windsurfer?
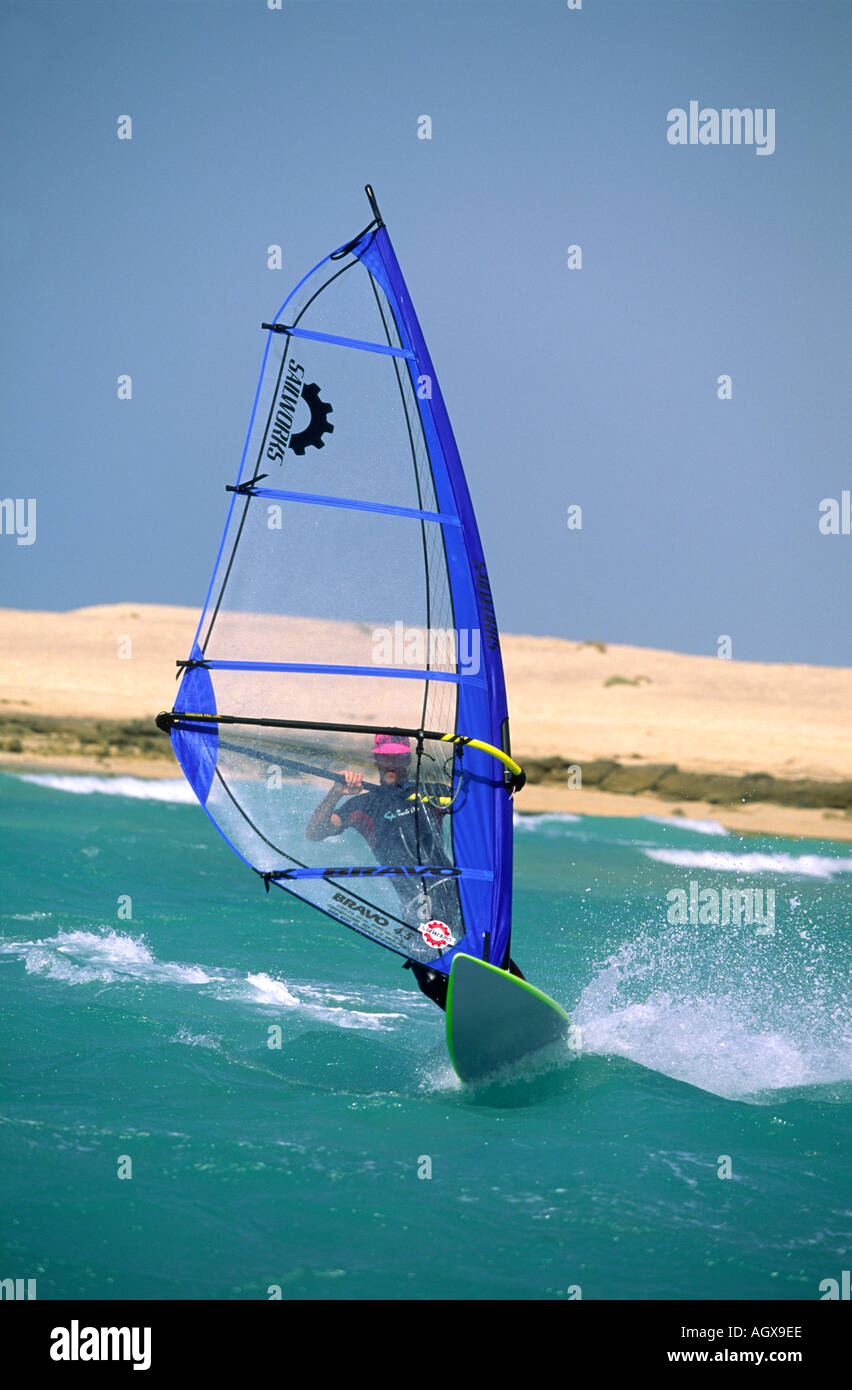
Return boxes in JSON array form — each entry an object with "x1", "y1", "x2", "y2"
[
  {"x1": 306, "y1": 733, "x2": 461, "y2": 1005},
  {"x1": 306, "y1": 733, "x2": 523, "y2": 1008}
]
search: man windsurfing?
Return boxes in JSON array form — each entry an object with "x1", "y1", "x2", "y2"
[
  {"x1": 306, "y1": 733, "x2": 461, "y2": 1007},
  {"x1": 306, "y1": 733, "x2": 523, "y2": 1008}
]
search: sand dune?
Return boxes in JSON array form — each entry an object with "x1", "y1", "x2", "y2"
[{"x1": 1, "y1": 604, "x2": 851, "y2": 839}]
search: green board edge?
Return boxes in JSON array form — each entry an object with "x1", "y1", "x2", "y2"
[{"x1": 445, "y1": 953, "x2": 571, "y2": 1079}]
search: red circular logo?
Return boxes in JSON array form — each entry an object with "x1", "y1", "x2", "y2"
[{"x1": 421, "y1": 920, "x2": 454, "y2": 948}]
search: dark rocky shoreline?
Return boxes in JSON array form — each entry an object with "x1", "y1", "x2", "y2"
[
  {"x1": 1, "y1": 714, "x2": 851, "y2": 815},
  {"x1": 521, "y1": 754, "x2": 852, "y2": 812}
]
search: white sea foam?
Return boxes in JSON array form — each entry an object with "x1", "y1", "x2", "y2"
[
  {"x1": 17, "y1": 773, "x2": 195, "y2": 803},
  {"x1": 575, "y1": 924, "x2": 852, "y2": 1101},
  {"x1": 0, "y1": 929, "x2": 401, "y2": 1032},
  {"x1": 645, "y1": 848, "x2": 852, "y2": 879},
  {"x1": 580, "y1": 996, "x2": 816, "y2": 1098},
  {"x1": 245, "y1": 972, "x2": 300, "y2": 1007},
  {"x1": 171, "y1": 1027, "x2": 222, "y2": 1050},
  {"x1": 513, "y1": 812, "x2": 582, "y2": 831},
  {"x1": 643, "y1": 815, "x2": 729, "y2": 836},
  {"x1": 0, "y1": 928, "x2": 212, "y2": 985},
  {"x1": 246, "y1": 975, "x2": 404, "y2": 1030},
  {"x1": 417, "y1": 1055, "x2": 464, "y2": 1094}
]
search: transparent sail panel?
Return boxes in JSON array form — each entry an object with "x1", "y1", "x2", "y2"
[
  {"x1": 168, "y1": 216, "x2": 511, "y2": 970},
  {"x1": 205, "y1": 727, "x2": 471, "y2": 961},
  {"x1": 236, "y1": 245, "x2": 441, "y2": 514},
  {"x1": 196, "y1": 669, "x2": 460, "y2": 742},
  {"x1": 204, "y1": 503, "x2": 457, "y2": 667}
]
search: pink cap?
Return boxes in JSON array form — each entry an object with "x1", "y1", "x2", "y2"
[{"x1": 372, "y1": 733, "x2": 411, "y2": 756}]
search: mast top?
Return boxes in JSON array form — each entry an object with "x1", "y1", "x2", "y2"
[{"x1": 364, "y1": 184, "x2": 383, "y2": 225}]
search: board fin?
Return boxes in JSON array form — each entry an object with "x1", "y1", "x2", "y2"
[{"x1": 445, "y1": 953, "x2": 571, "y2": 1083}]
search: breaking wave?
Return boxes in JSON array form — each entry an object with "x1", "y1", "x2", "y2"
[
  {"x1": 17, "y1": 774, "x2": 195, "y2": 803},
  {"x1": 645, "y1": 848, "x2": 852, "y2": 879},
  {"x1": 0, "y1": 928, "x2": 402, "y2": 1031}
]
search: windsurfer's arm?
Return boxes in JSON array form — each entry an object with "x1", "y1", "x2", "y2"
[{"x1": 305, "y1": 772, "x2": 362, "y2": 840}]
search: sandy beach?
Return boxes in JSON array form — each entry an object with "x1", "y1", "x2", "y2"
[{"x1": 2, "y1": 603, "x2": 851, "y2": 840}]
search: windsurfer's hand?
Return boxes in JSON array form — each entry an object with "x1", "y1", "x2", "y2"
[{"x1": 341, "y1": 770, "x2": 363, "y2": 794}]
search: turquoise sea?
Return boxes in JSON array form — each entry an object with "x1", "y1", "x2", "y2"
[{"x1": 1, "y1": 771, "x2": 850, "y2": 1301}]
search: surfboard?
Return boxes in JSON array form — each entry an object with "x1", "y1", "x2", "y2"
[{"x1": 446, "y1": 953, "x2": 572, "y2": 1083}]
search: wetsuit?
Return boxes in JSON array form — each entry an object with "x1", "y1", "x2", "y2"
[
  {"x1": 334, "y1": 779, "x2": 460, "y2": 1007},
  {"x1": 333, "y1": 778, "x2": 450, "y2": 869},
  {"x1": 334, "y1": 779, "x2": 524, "y2": 1010}
]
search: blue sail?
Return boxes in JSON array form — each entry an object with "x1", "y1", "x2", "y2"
[{"x1": 161, "y1": 190, "x2": 519, "y2": 977}]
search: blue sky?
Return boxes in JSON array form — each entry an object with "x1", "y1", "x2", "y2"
[{"x1": 0, "y1": 0, "x2": 848, "y2": 664}]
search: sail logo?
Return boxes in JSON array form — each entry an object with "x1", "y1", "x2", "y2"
[
  {"x1": 372, "y1": 622, "x2": 481, "y2": 675},
  {"x1": 275, "y1": 866, "x2": 460, "y2": 881},
  {"x1": 666, "y1": 102, "x2": 776, "y2": 156},
  {"x1": 472, "y1": 561, "x2": 500, "y2": 650},
  {"x1": 421, "y1": 920, "x2": 454, "y2": 948},
  {"x1": 266, "y1": 358, "x2": 334, "y2": 462},
  {"x1": 323, "y1": 866, "x2": 460, "y2": 880},
  {"x1": 331, "y1": 891, "x2": 389, "y2": 927}
]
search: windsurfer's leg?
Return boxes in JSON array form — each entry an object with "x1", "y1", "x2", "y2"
[{"x1": 405, "y1": 959, "x2": 449, "y2": 1011}]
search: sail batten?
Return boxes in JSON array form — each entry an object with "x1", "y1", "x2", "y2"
[
  {"x1": 178, "y1": 659, "x2": 480, "y2": 684},
  {"x1": 164, "y1": 198, "x2": 516, "y2": 975},
  {"x1": 225, "y1": 487, "x2": 461, "y2": 527},
  {"x1": 279, "y1": 324, "x2": 415, "y2": 359}
]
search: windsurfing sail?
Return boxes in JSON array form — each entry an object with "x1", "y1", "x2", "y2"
[{"x1": 157, "y1": 186, "x2": 524, "y2": 978}]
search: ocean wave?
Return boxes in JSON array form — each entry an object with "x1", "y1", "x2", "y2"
[
  {"x1": 513, "y1": 812, "x2": 582, "y2": 831},
  {"x1": 0, "y1": 928, "x2": 212, "y2": 985},
  {"x1": 17, "y1": 774, "x2": 195, "y2": 803},
  {"x1": 245, "y1": 972, "x2": 300, "y2": 1008},
  {"x1": 576, "y1": 923, "x2": 852, "y2": 1100},
  {"x1": 243, "y1": 973, "x2": 403, "y2": 1030},
  {"x1": 643, "y1": 815, "x2": 729, "y2": 836},
  {"x1": 0, "y1": 929, "x2": 402, "y2": 1032},
  {"x1": 645, "y1": 848, "x2": 852, "y2": 879}
]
